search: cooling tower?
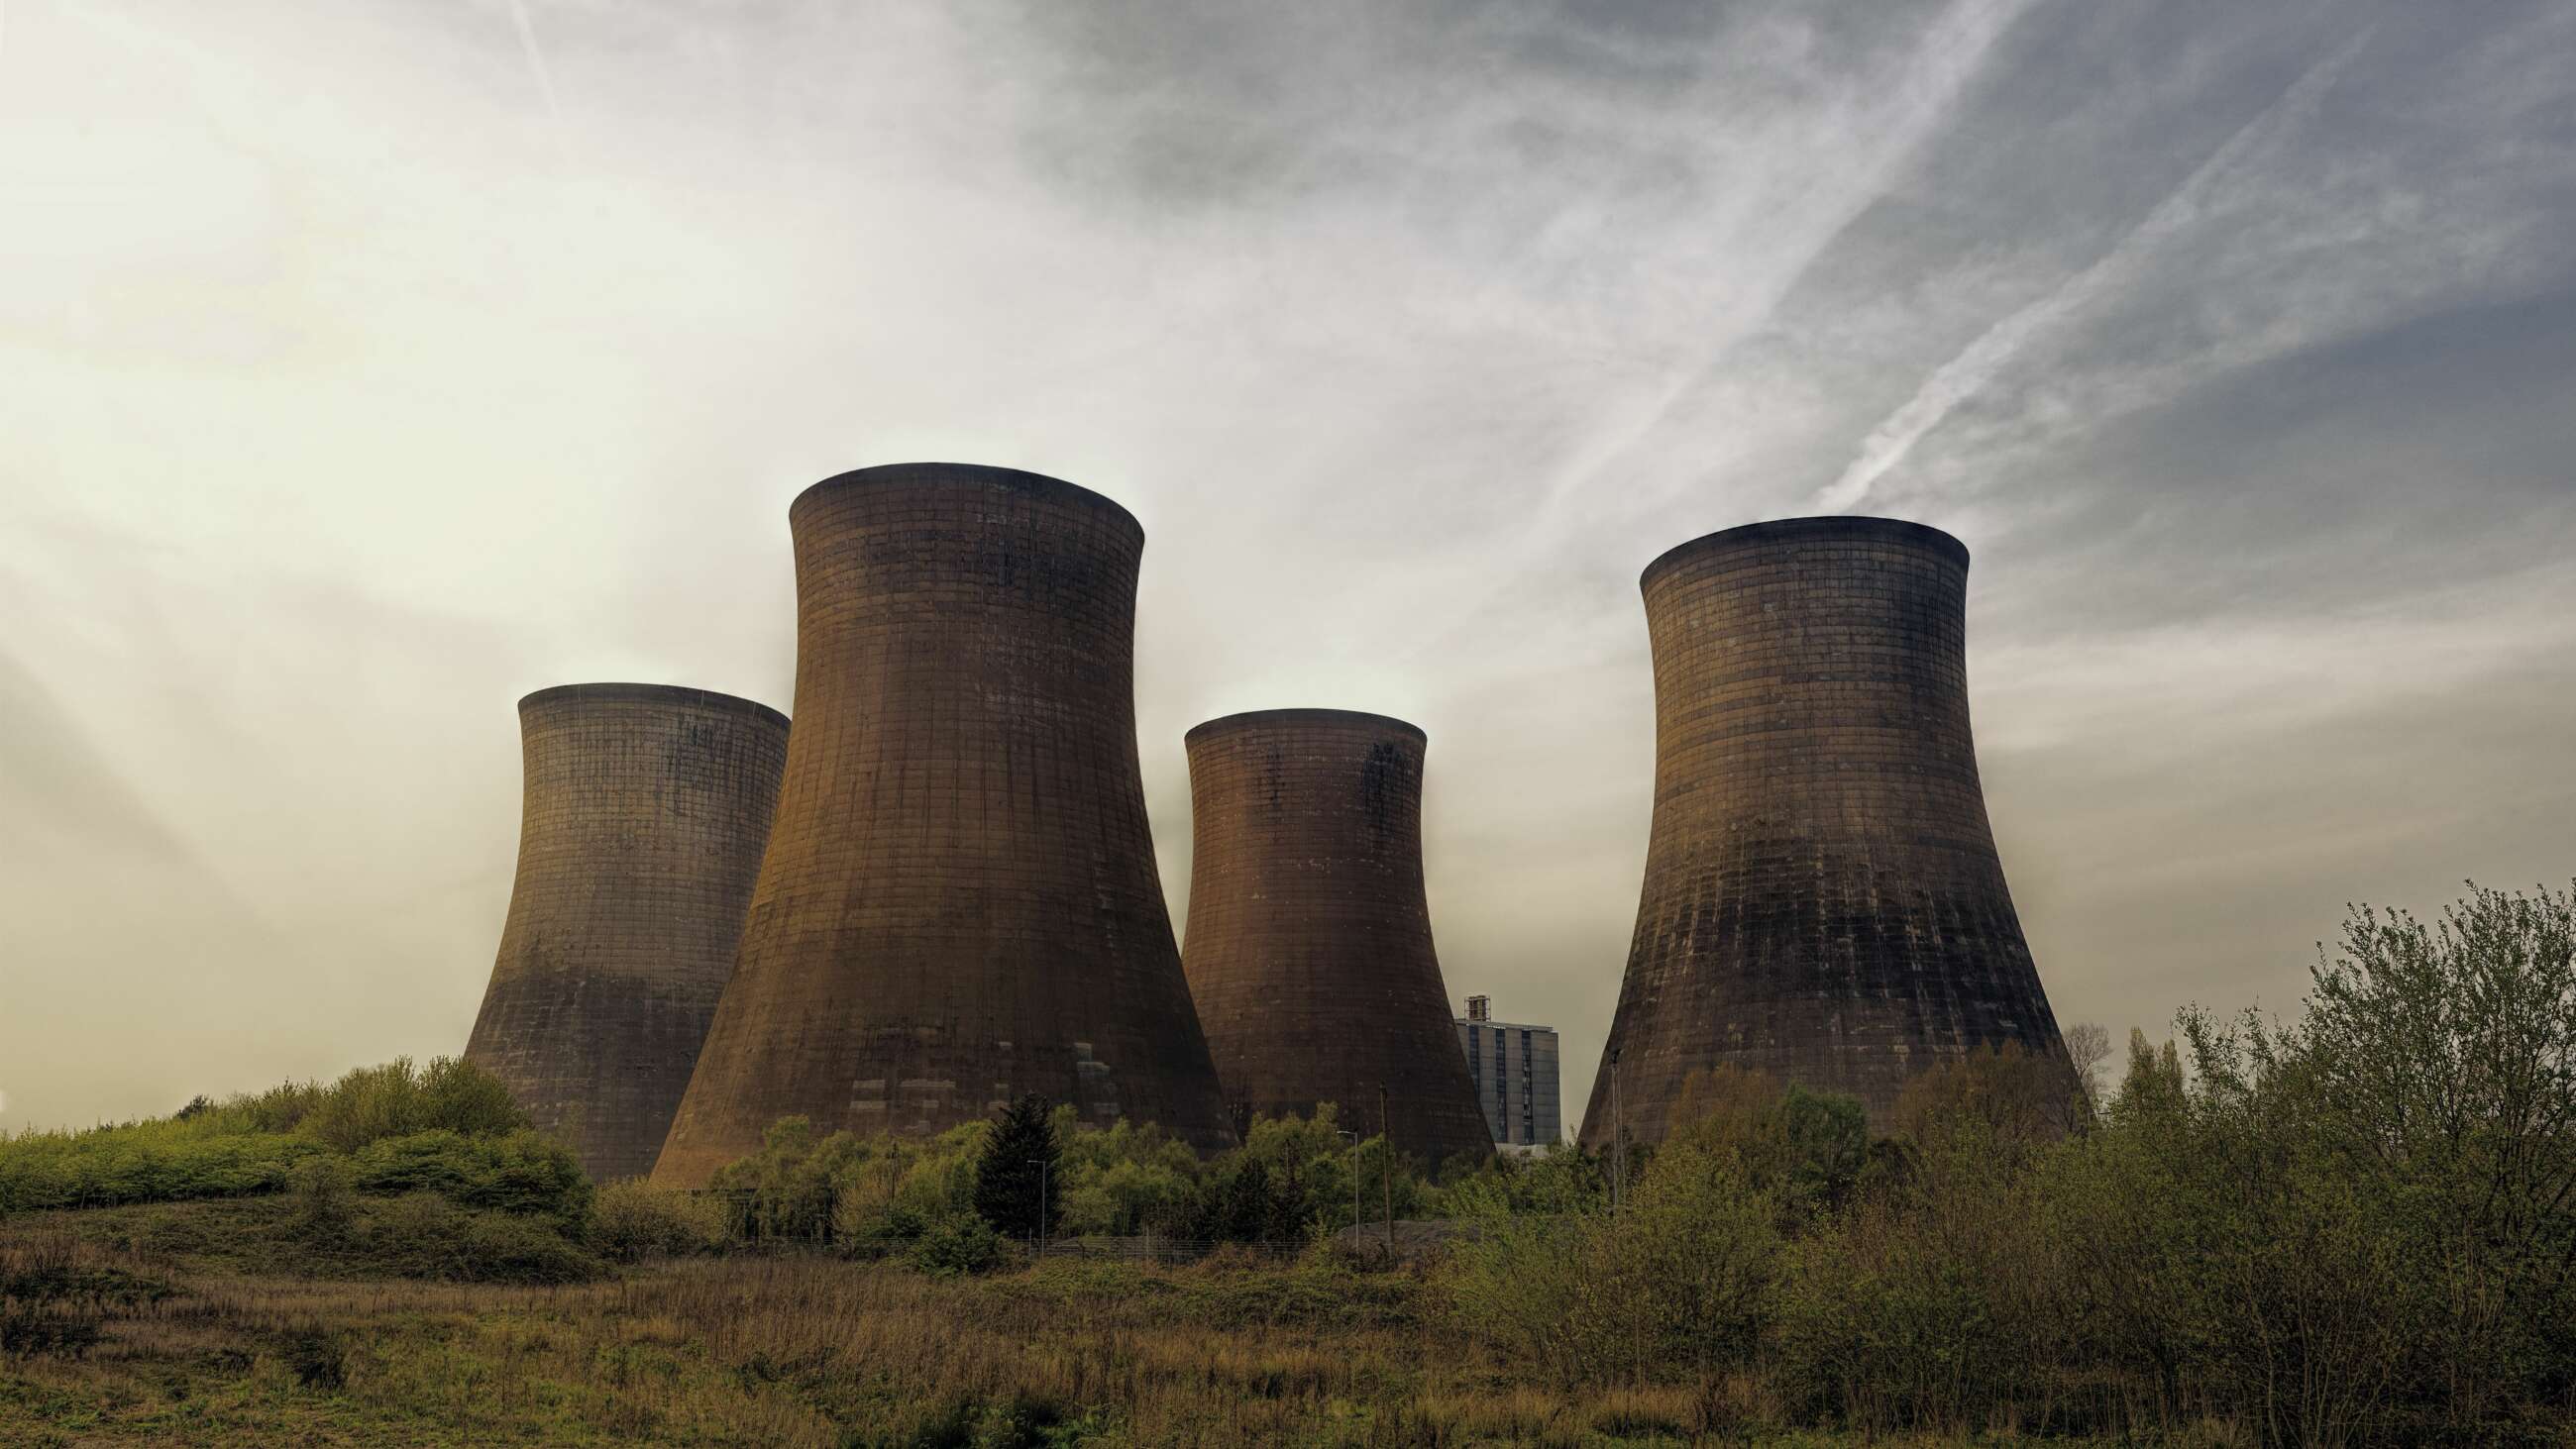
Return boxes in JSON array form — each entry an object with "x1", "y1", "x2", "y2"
[
  {"x1": 1580, "y1": 517, "x2": 2066, "y2": 1147},
  {"x1": 465, "y1": 683, "x2": 788, "y2": 1183},
  {"x1": 1180, "y1": 710, "x2": 1494, "y2": 1165},
  {"x1": 652, "y1": 464, "x2": 1234, "y2": 1185}
]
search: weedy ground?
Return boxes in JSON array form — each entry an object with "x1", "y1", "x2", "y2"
[{"x1": 0, "y1": 1199, "x2": 2176, "y2": 1447}]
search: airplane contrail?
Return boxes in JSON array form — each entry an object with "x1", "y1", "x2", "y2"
[
  {"x1": 505, "y1": 0, "x2": 564, "y2": 131},
  {"x1": 1520, "y1": 0, "x2": 2044, "y2": 530},
  {"x1": 1813, "y1": 29, "x2": 2376, "y2": 513}
]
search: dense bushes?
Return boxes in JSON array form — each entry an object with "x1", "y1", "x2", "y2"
[
  {"x1": 1, "y1": 1057, "x2": 602, "y2": 1287},
  {"x1": 907, "y1": 1214, "x2": 1006, "y2": 1278},
  {"x1": 1443, "y1": 880, "x2": 2576, "y2": 1442},
  {"x1": 590, "y1": 1180, "x2": 729, "y2": 1262},
  {"x1": 703, "y1": 1097, "x2": 1445, "y2": 1252},
  {"x1": 0, "y1": 1057, "x2": 539, "y2": 1212},
  {"x1": 347, "y1": 1128, "x2": 590, "y2": 1221}
]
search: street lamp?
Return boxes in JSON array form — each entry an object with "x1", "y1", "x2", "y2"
[
  {"x1": 1336, "y1": 1129, "x2": 1360, "y2": 1231},
  {"x1": 1379, "y1": 1083, "x2": 1394, "y2": 1256},
  {"x1": 1027, "y1": 1158, "x2": 1049, "y2": 1257},
  {"x1": 1608, "y1": 1047, "x2": 1624, "y2": 1216}
]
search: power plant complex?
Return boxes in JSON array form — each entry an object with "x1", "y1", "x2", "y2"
[
  {"x1": 464, "y1": 470, "x2": 2065, "y2": 1182},
  {"x1": 464, "y1": 683, "x2": 789, "y2": 1182},
  {"x1": 651, "y1": 465, "x2": 1235, "y2": 1186},
  {"x1": 1179, "y1": 709, "x2": 1493, "y2": 1166},
  {"x1": 1580, "y1": 517, "x2": 2067, "y2": 1148}
]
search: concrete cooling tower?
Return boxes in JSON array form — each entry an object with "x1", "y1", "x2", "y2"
[
  {"x1": 653, "y1": 464, "x2": 1234, "y2": 1186},
  {"x1": 1581, "y1": 517, "x2": 2067, "y2": 1148},
  {"x1": 1180, "y1": 710, "x2": 1493, "y2": 1166},
  {"x1": 465, "y1": 683, "x2": 789, "y2": 1183}
]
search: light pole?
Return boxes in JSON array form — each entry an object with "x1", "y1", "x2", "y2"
[
  {"x1": 1379, "y1": 1083, "x2": 1394, "y2": 1256},
  {"x1": 1608, "y1": 1048, "x2": 1624, "y2": 1216},
  {"x1": 1336, "y1": 1129, "x2": 1360, "y2": 1232},
  {"x1": 1027, "y1": 1158, "x2": 1049, "y2": 1257}
]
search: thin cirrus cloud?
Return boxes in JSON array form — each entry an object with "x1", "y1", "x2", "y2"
[{"x1": 0, "y1": 0, "x2": 2569, "y2": 1133}]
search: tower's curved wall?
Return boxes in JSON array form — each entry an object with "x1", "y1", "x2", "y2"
[
  {"x1": 465, "y1": 683, "x2": 788, "y2": 1182},
  {"x1": 654, "y1": 464, "x2": 1234, "y2": 1185},
  {"x1": 1581, "y1": 517, "x2": 2066, "y2": 1147},
  {"x1": 1181, "y1": 710, "x2": 1493, "y2": 1165}
]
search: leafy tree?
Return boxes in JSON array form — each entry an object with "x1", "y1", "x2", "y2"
[
  {"x1": 973, "y1": 1094, "x2": 1060, "y2": 1239},
  {"x1": 1665, "y1": 1067, "x2": 1869, "y2": 1224}
]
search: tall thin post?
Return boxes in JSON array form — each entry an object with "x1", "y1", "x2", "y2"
[
  {"x1": 1609, "y1": 1047, "x2": 1624, "y2": 1215},
  {"x1": 1338, "y1": 1129, "x2": 1360, "y2": 1231},
  {"x1": 1380, "y1": 1083, "x2": 1395, "y2": 1256},
  {"x1": 1028, "y1": 1157, "x2": 1049, "y2": 1257}
]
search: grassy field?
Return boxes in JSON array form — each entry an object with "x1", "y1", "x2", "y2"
[
  {"x1": 9, "y1": 883, "x2": 2569, "y2": 1443},
  {"x1": 2, "y1": 1198, "x2": 2152, "y2": 1448}
]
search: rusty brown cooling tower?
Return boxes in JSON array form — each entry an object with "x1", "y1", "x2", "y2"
[
  {"x1": 464, "y1": 683, "x2": 788, "y2": 1182},
  {"x1": 1180, "y1": 710, "x2": 1493, "y2": 1165},
  {"x1": 1580, "y1": 517, "x2": 2067, "y2": 1147},
  {"x1": 652, "y1": 464, "x2": 1234, "y2": 1185}
]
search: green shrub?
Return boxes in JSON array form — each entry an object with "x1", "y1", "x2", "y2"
[
  {"x1": 0, "y1": 1057, "x2": 533, "y2": 1213},
  {"x1": 361, "y1": 1193, "x2": 600, "y2": 1285},
  {"x1": 347, "y1": 1129, "x2": 590, "y2": 1221},
  {"x1": 908, "y1": 1214, "x2": 1005, "y2": 1278},
  {"x1": 287, "y1": 1157, "x2": 356, "y2": 1243},
  {"x1": 590, "y1": 1181, "x2": 729, "y2": 1262},
  {"x1": 295, "y1": 1056, "x2": 527, "y2": 1153},
  {"x1": 1444, "y1": 1136, "x2": 1775, "y2": 1387}
]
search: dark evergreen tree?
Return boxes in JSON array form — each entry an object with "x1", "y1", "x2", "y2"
[{"x1": 972, "y1": 1093, "x2": 1060, "y2": 1239}]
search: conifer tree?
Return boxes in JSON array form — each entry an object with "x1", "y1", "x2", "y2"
[{"x1": 973, "y1": 1093, "x2": 1060, "y2": 1239}]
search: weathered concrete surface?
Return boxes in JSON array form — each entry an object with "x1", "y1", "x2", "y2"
[
  {"x1": 465, "y1": 683, "x2": 788, "y2": 1183},
  {"x1": 1181, "y1": 710, "x2": 1493, "y2": 1166},
  {"x1": 1581, "y1": 517, "x2": 2068, "y2": 1147},
  {"x1": 653, "y1": 464, "x2": 1234, "y2": 1186}
]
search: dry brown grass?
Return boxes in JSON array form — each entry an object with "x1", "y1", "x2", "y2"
[
  {"x1": 1, "y1": 1224, "x2": 2212, "y2": 1445},
  {"x1": 1, "y1": 1250, "x2": 1540, "y2": 1445}
]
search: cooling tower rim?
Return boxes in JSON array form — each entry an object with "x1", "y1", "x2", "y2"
[
  {"x1": 518, "y1": 682, "x2": 790, "y2": 731},
  {"x1": 1185, "y1": 707, "x2": 1427, "y2": 746},
  {"x1": 1641, "y1": 515, "x2": 1969, "y2": 589},
  {"x1": 791, "y1": 463, "x2": 1143, "y2": 543}
]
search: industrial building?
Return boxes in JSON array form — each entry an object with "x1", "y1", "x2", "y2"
[
  {"x1": 1456, "y1": 996, "x2": 1561, "y2": 1151},
  {"x1": 1180, "y1": 709, "x2": 1492, "y2": 1166},
  {"x1": 465, "y1": 683, "x2": 788, "y2": 1183},
  {"x1": 1581, "y1": 517, "x2": 2068, "y2": 1148},
  {"x1": 653, "y1": 464, "x2": 1235, "y2": 1186}
]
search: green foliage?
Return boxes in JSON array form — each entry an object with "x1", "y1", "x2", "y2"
[
  {"x1": 695, "y1": 1101, "x2": 1432, "y2": 1253},
  {"x1": 1180, "y1": 1104, "x2": 1424, "y2": 1242},
  {"x1": 32, "y1": 1192, "x2": 601, "y2": 1286},
  {"x1": 705, "y1": 1116, "x2": 986, "y2": 1243},
  {"x1": 1435, "y1": 1138, "x2": 1607, "y2": 1217},
  {"x1": 287, "y1": 1156, "x2": 357, "y2": 1243},
  {"x1": 590, "y1": 1181, "x2": 730, "y2": 1262},
  {"x1": 1053, "y1": 1114, "x2": 1200, "y2": 1236},
  {"x1": 1665, "y1": 1067, "x2": 1874, "y2": 1225},
  {"x1": 0, "y1": 1057, "x2": 533, "y2": 1213},
  {"x1": 360, "y1": 1192, "x2": 602, "y2": 1284},
  {"x1": 1444, "y1": 1128, "x2": 1777, "y2": 1387},
  {"x1": 973, "y1": 1095, "x2": 1061, "y2": 1240},
  {"x1": 293, "y1": 1056, "x2": 529, "y2": 1153},
  {"x1": 347, "y1": 1129, "x2": 590, "y2": 1221},
  {"x1": 908, "y1": 1213, "x2": 1006, "y2": 1278}
]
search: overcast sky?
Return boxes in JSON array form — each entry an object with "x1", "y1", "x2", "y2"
[{"x1": 4, "y1": 0, "x2": 2571, "y2": 1135}]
